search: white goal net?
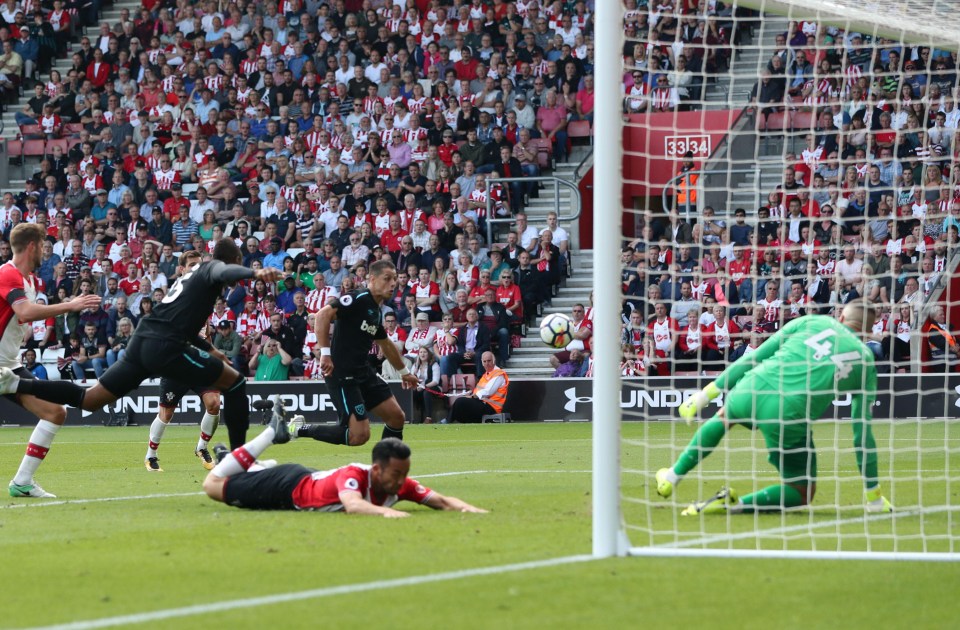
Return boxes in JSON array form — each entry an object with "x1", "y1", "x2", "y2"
[{"x1": 592, "y1": 0, "x2": 960, "y2": 560}]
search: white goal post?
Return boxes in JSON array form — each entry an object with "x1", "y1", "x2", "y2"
[{"x1": 591, "y1": 0, "x2": 960, "y2": 561}]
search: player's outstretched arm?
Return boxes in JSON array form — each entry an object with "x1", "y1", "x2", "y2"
[
  {"x1": 680, "y1": 321, "x2": 788, "y2": 423},
  {"x1": 12, "y1": 294, "x2": 101, "y2": 323},
  {"x1": 339, "y1": 491, "x2": 409, "y2": 518},
  {"x1": 424, "y1": 492, "x2": 488, "y2": 513}
]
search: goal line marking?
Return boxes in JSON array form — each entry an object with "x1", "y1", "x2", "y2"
[{"x1": 26, "y1": 555, "x2": 595, "y2": 630}]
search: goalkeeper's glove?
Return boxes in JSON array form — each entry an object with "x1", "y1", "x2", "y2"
[
  {"x1": 678, "y1": 382, "x2": 721, "y2": 425},
  {"x1": 865, "y1": 486, "x2": 893, "y2": 513}
]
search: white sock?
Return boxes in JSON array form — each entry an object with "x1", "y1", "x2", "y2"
[
  {"x1": 211, "y1": 427, "x2": 275, "y2": 478},
  {"x1": 13, "y1": 420, "x2": 60, "y2": 485},
  {"x1": 665, "y1": 468, "x2": 680, "y2": 485},
  {"x1": 197, "y1": 412, "x2": 219, "y2": 450},
  {"x1": 146, "y1": 416, "x2": 168, "y2": 459}
]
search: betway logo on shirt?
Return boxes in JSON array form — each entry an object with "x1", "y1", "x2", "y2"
[{"x1": 360, "y1": 320, "x2": 379, "y2": 336}]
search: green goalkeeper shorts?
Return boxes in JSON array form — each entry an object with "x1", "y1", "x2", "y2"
[{"x1": 724, "y1": 374, "x2": 817, "y2": 485}]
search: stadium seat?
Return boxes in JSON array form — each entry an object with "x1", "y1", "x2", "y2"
[
  {"x1": 790, "y1": 110, "x2": 814, "y2": 132},
  {"x1": 529, "y1": 138, "x2": 553, "y2": 170},
  {"x1": 762, "y1": 111, "x2": 789, "y2": 133},
  {"x1": 253, "y1": 231, "x2": 265, "y2": 241},
  {"x1": 287, "y1": 247, "x2": 304, "y2": 259},
  {"x1": 567, "y1": 120, "x2": 593, "y2": 145},
  {"x1": 182, "y1": 183, "x2": 199, "y2": 196},
  {"x1": 22, "y1": 139, "x2": 45, "y2": 157},
  {"x1": 19, "y1": 124, "x2": 42, "y2": 138},
  {"x1": 44, "y1": 138, "x2": 72, "y2": 155},
  {"x1": 63, "y1": 123, "x2": 84, "y2": 136}
]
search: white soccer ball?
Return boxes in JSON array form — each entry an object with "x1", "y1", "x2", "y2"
[{"x1": 540, "y1": 313, "x2": 573, "y2": 348}]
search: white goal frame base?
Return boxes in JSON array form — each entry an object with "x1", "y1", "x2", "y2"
[{"x1": 628, "y1": 547, "x2": 960, "y2": 562}]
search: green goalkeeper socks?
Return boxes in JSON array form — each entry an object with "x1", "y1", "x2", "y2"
[
  {"x1": 672, "y1": 417, "x2": 727, "y2": 477},
  {"x1": 740, "y1": 484, "x2": 805, "y2": 511}
]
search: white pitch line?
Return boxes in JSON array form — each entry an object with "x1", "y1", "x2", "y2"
[
  {"x1": 26, "y1": 554, "x2": 595, "y2": 630},
  {"x1": 655, "y1": 504, "x2": 960, "y2": 549},
  {"x1": 0, "y1": 470, "x2": 592, "y2": 510},
  {"x1": 0, "y1": 492, "x2": 203, "y2": 510}
]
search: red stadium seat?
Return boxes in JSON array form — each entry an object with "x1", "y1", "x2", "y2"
[
  {"x1": 44, "y1": 138, "x2": 71, "y2": 155},
  {"x1": 790, "y1": 110, "x2": 814, "y2": 132},
  {"x1": 6, "y1": 139, "x2": 23, "y2": 159},
  {"x1": 450, "y1": 373, "x2": 476, "y2": 395},
  {"x1": 63, "y1": 123, "x2": 84, "y2": 137},
  {"x1": 567, "y1": 120, "x2": 592, "y2": 144},
  {"x1": 530, "y1": 138, "x2": 553, "y2": 170},
  {"x1": 19, "y1": 124, "x2": 42, "y2": 138},
  {"x1": 22, "y1": 139, "x2": 46, "y2": 157},
  {"x1": 763, "y1": 111, "x2": 789, "y2": 133}
]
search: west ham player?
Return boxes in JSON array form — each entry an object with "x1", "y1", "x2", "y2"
[
  {"x1": 1, "y1": 224, "x2": 101, "y2": 497},
  {"x1": 142, "y1": 251, "x2": 226, "y2": 472},
  {"x1": 203, "y1": 405, "x2": 485, "y2": 517},
  {"x1": 0, "y1": 241, "x2": 282, "y2": 454},
  {"x1": 297, "y1": 260, "x2": 419, "y2": 447}
]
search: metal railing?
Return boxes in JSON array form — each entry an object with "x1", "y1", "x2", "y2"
[
  {"x1": 573, "y1": 148, "x2": 594, "y2": 181},
  {"x1": 484, "y1": 176, "x2": 582, "y2": 246},
  {"x1": 661, "y1": 167, "x2": 761, "y2": 221}
]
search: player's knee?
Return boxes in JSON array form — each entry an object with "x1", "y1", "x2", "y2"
[
  {"x1": 206, "y1": 397, "x2": 221, "y2": 415},
  {"x1": 48, "y1": 405, "x2": 67, "y2": 425},
  {"x1": 348, "y1": 422, "x2": 370, "y2": 446},
  {"x1": 202, "y1": 474, "x2": 225, "y2": 501}
]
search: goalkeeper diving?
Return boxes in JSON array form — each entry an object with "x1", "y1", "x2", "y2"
[{"x1": 657, "y1": 301, "x2": 893, "y2": 515}]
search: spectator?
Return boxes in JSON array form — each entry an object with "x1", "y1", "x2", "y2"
[
  {"x1": 440, "y1": 307, "x2": 490, "y2": 378},
  {"x1": 21, "y1": 349, "x2": 47, "y2": 380},
  {"x1": 445, "y1": 351, "x2": 509, "y2": 423},
  {"x1": 72, "y1": 322, "x2": 107, "y2": 380},
  {"x1": 923, "y1": 305, "x2": 958, "y2": 371},
  {"x1": 250, "y1": 337, "x2": 292, "y2": 381},
  {"x1": 411, "y1": 348, "x2": 442, "y2": 425}
]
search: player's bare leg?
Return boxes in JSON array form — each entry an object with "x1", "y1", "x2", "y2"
[
  {"x1": 145, "y1": 406, "x2": 171, "y2": 472},
  {"x1": 203, "y1": 395, "x2": 292, "y2": 502},
  {"x1": 0, "y1": 371, "x2": 121, "y2": 411},
  {"x1": 9, "y1": 396, "x2": 67, "y2": 498},
  {"x1": 193, "y1": 391, "x2": 221, "y2": 470}
]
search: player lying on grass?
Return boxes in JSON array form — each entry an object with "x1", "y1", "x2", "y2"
[
  {"x1": 1, "y1": 224, "x2": 102, "y2": 498},
  {"x1": 0, "y1": 240, "x2": 280, "y2": 453},
  {"x1": 203, "y1": 396, "x2": 487, "y2": 517},
  {"x1": 656, "y1": 301, "x2": 893, "y2": 515}
]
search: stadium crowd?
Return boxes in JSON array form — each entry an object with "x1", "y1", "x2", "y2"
[
  {"x1": 615, "y1": 16, "x2": 960, "y2": 377},
  {"x1": 0, "y1": 0, "x2": 596, "y2": 385}
]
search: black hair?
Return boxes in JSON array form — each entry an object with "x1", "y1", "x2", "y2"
[
  {"x1": 372, "y1": 438, "x2": 411, "y2": 466},
  {"x1": 369, "y1": 258, "x2": 396, "y2": 278},
  {"x1": 213, "y1": 238, "x2": 243, "y2": 265}
]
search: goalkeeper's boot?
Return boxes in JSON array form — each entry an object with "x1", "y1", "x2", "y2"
[
  {"x1": 195, "y1": 448, "x2": 215, "y2": 471},
  {"x1": 144, "y1": 457, "x2": 163, "y2": 472},
  {"x1": 9, "y1": 480, "x2": 56, "y2": 498},
  {"x1": 212, "y1": 443, "x2": 229, "y2": 464},
  {"x1": 681, "y1": 487, "x2": 740, "y2": 516},
  {"x1": 268, "y1": 395, "x2": 291, "y2": 444},
  {"x1": 655, "y1": 468, "x2": 675, "y2": 498}
]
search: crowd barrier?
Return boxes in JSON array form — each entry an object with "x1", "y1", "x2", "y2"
[{"x1": 0, "y1": 375, "x2": 956, "y2": 426}]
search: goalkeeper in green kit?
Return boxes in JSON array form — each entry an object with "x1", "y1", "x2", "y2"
[{"x1": 656, "y1": 301, "x2": 893, "y2": 515}]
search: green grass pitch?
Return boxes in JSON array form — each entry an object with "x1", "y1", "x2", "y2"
[{"x1": 0, "y1": 422, "x2": 957, "y2": 629}]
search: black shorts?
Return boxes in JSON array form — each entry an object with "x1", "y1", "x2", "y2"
[
  {"x1": 5, "y1": 366, "x2": 34, "y2": 404},
  {"x1": 222, "y1": 463, "x2": 314, "y2": 510},
  {"x1": 158, "y1": 377, "x2": 219, "y2": 409},
  {"x1": 98, "y1": 336, "x2": 226, "y2": 399},
  {"x1": 326, "y1": 366, "x2": 394, "y2": 427}
]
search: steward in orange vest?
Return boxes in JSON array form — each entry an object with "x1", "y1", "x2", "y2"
[{"x1": 447, "y1": 351, "x2": 510, "y2": 423}]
